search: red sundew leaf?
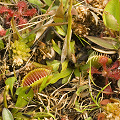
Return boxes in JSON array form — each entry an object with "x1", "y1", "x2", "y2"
[
  {"x1": 108, "y1": 70, "x2": 120, "y2": 80},
  {"x1": 103, "y1": 85, "x2": 113, "y2": 95},
  {"x1": 0, "y1": 30, "x2": 6, "y2": 36},
  {"x1": 97, "y1": 113, "x2": 105, "y2": 120},
  {"x1": 108, "y1": 60, "x2": 120, "y2": 71},
  {"x1": 17, "y1": 1, "x2": 27, "y2": 8},
  {"x1": 100, "y1": 99, "x2": 111, "y2": 105},
  {"x1": 0, "y1": 6, "x2": 9, "y2": 13},
  {"x1": 0, "y1": 6, "x2": 14, "y2": 16},
  {"x1": 98, "y1": 56, "x2": 108, "y2": 65},
  {"x1": 23, "y1": 8, "x2": 37, "y2": 16},
  {"x1": 0, "y1": 6, "x2": 14, "y2": 26},
  {"x1": 89, "y1": 67, "x2": 102, "y2": 74},
  {"x1": 8, "y1": 9, "x2": 14, "y2": 17},
  {"x1": 17, "y1": 1, "x2": 27, "y2": 13},
  {"x1": 0, "y1": 25, "x2": 6, "y2": 36},
  {"x1": 18, "y1": 17, "x2": 27, "y2": 28},
  {"x1": 98, "y1": 56, "x2": 108, "y2": 71}
]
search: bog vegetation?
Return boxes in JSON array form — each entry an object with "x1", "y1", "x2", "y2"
[{"x1": 0, "y1": 0, "x2": 120, "y2": 120}]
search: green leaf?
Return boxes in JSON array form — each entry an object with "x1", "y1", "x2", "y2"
[
  {"x1": 61, "y1": 60, "x2": 69, "y2": 71},
  {"x1": 39, "y1": 76, "x2": 48, "y2": 92},
  {"x1": 86, "y1": 117, "x2": 93, "y2": 120},
  {"x1": 46, "y1": 60, "x2": 60, "y2": 71},
  {"x1": 86, "y1": 36, "x2": 117, "y2": 50},
  {"x1": 11, "y1": 18, "x2": 23, "y2": 40},
  {"x1": 74, "y1": 68, "x2": 80, "y2": 77},
  {"x1": 62, "y1": 75, "x2": 70, "y2": 84},
  {"x1": 0, "y1": 39, "x2": 4, "y2": 49},
  {"x1": 28, "y1": 0, "x2": 42, "y2": 8},
  {"x1": 2, "y1": 108, "x2": 14, "y2": 120},
  {"x1": 15, "y1": 87, "x2": 34, "y2": 108},
  {"x1": 70, "y1": 41, "x2": 75, "y2": 54},
  {"x1": 53, "y1": 1, "x2": 64, "y2": 23},
  {"x1": 76, "y1": 85, "x2": 89, "y2": 96},
  {"x1": 39, "y1": 75, "x2": 53, "y2": 92},
  {"x1": 47, "y1": 112, "x2": 55, "y2": 119},
  {"x1": 103, "y1": 12, "x2": 119, "y2": 31},
  {"x1": 74, "y1": 108, "x2": 83, "y2": 113},
  {"x1": 13, "y1": 112, "x2": 30, "y2": 120},
  {"x1": 5, "y1": 77, "x2": 16, "y2": 96},
  {"x1": 103, "y1": 0, "x2": 120, "y2": 31},
  {"x1": 55, "y1": 26, "x2": 66, "y2": 36},
  {"x1": 52, "y1": 39, "x2": 62, "y2": 55},
  {"x1": 48, "y1": 68, "x2": 72, "y2": 84},
  {"x1": 22, "y1": 32, "x2": 36, "y2": 46},
  {"x1": 44, "y1": 0, "x2": 52, "y2": 6},
  {"x1": 31, "y1": 112, "x2": 52, "y2": 119}
]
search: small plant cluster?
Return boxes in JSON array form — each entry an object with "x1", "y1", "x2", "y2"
[
  {"x1": 0, "y1": 1, "x2": 37, "y2": 36},
  {"x1": 89, "y1": 55, "x2": 120, "y2": 94},
  {"x1": 11, "y1": 40, "x2": 31, "y2": 66},
  {"x1": 98, "y1": 99, "x2": 120, "y2": 119}
]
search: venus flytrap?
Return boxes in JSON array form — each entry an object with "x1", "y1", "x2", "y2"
[{"x1": 21, "y1": 59, "x2": 72, "y2": 93}]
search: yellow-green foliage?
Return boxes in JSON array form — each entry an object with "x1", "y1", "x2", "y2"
[
  {"x1": 103, "y1": 102, "x2": 120, "y2": 119},
  {"x1": 11, "y1": 40, "x2": 31, "y2": 66}
]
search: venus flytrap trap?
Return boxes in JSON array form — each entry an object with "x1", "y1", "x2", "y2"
[
  {"x1": 21, "y1": 59, "x2": 72, "y2": 92},
  {"x1": 10, "y1": 60, "x2": 72, "y2": 119},
  {"x1": 80, "y1": 51, "x2": 112, "y2": 72},
  {"x1": 21, "y1": 68, "x2": 52, "y2": 89},
  {"x1": 86, "y1": 51, "x2": 120, "y2": 94}
]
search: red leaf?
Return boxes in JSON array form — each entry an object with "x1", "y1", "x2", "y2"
[
  {"x1": 23, "y1": 8, "x2": 37, "y2": 16},
  {"x1": 89, "y1": 67, "x2": 102, "y2": 74},
  {"x1": 17, "y1": 1, "x2": 27, "y2": 10},
  {"x1": 0, "y1": 29, "x2": 6, "y2": 36},
  {"x1": 0, "y1": 6, "x2": 9, "y2": 13},
  {"x1": 100, "y1": 99, "x2": 111, "y2": 105},
  {"x1": 17, "y1": 1, "x2": 27, "y2": 15},
  {"x1": 97, "y1": 113, "x2": 105, "y2": 120},
  {"x1": 18, "y1": 17, "x2": 27, "y2": 28},
  {"x1": 98, "y1": 56, "x2": 108, "y2": 71},
  {"x1": 103, "y1": 85, "x2": 113, "y2": 95}
]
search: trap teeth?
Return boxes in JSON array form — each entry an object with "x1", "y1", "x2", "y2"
[
  {"x1": 86, "y1": 51, "x2": 112, "y2": 68},
  {"x1": 22, "y1": 68, "x2": 51, "y2": 87}
]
